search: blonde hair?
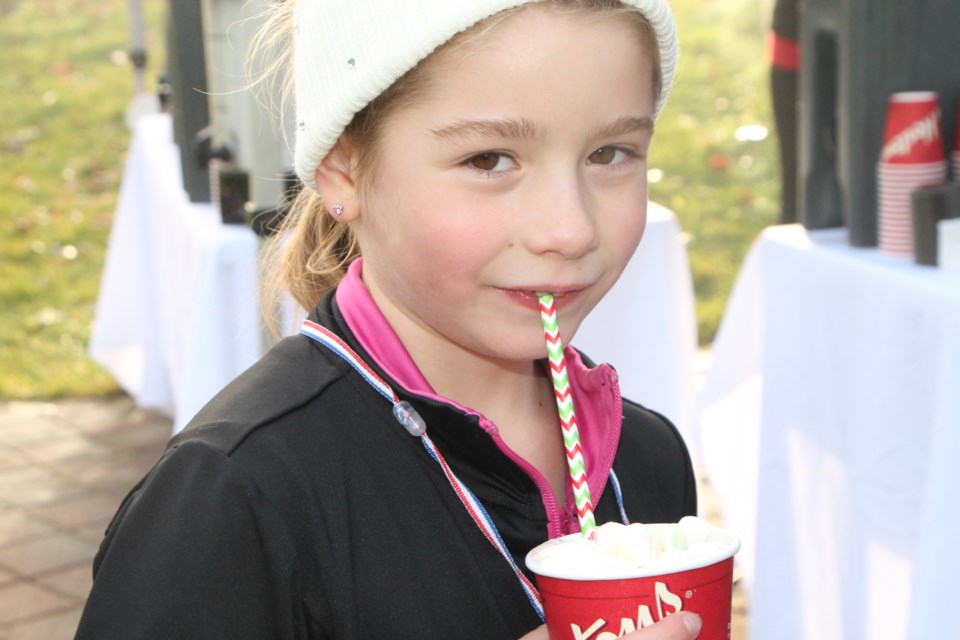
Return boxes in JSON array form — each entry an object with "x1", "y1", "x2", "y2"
[{"x1": 254, "y1": 0, "x2": 662, "y2": 336}]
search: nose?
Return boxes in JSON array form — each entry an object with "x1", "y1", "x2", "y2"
[{"x1": 523, "y1": 170, "x2": 598, "y2": 258}]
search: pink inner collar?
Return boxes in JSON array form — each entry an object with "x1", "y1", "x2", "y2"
[{"x1": 335, "y1": 259, "x2": 437, "y2": 398}]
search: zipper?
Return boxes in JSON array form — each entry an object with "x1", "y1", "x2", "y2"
[
  {"x1": 479, "y1": 417, "x2": 565, "y2": 539},
  {"x1": 475, "y1": 362, "x2": 624, "y2": 539}
]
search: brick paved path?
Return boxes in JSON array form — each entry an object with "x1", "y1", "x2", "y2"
[{"x1": 0, "y1": 396, "x2": 748, "y2": 639}]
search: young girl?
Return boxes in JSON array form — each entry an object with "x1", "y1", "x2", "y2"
[{"x1": 76, "y1": 1, "x2": 700, "y2": 638}]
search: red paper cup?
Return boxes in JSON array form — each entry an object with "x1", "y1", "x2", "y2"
[
  {"x1": 527, "y1": 527, "x2": 740, "y2": 640},
  {"x1": 877, "y1": 159, "x2": 947, "y2": 256},
  {"x1": 880, "y1": 92, "x2": 945, "y2": 164},
  {"x1": 878, "y1": 161, "x2": 949, "y2": 178}
]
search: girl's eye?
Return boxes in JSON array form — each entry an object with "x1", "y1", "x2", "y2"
[
  {"x1": 588, "y1": 146, "x2": 636, "y2": 165},
  {"x1": 467, "y1": 152, "x2": 514, "y2": 173}
]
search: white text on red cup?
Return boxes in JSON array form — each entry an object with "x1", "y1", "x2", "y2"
[
  {"x1": 881, "y1": 111, "x2": 940, "y2": 161},
  {"x1": 569, "y1": 581, "x2": 683, "y2": 640}
]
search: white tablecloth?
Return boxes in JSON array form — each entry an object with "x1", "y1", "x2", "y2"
[
  {"x1": 695, "y1": 224, "x2": 960, "y2": 640},
  {"x1": 576, "y1": 201, "x2": 697, "y2": 438},
  {"x1": 91, "y1": 113, "x2": 697, "y2": 441},
  {"x1": 89, "y1": 113, "x2": 261, "y2": 433}
]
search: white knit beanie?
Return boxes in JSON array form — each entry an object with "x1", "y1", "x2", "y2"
[{"x1": 293, "y1": 0, "x2": 678, "y2": 192}]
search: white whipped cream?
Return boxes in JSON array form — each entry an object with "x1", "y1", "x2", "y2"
[{"x1": 526, "y1": 517, "x2": 739, "y2": 580}]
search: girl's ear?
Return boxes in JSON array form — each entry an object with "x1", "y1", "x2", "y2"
[{"x1": 314, "y1": 137, "x2": 361, "y2": 221}]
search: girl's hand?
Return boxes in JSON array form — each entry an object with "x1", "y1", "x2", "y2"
[{"x1": 519, "y1": 611, "x2": 702, "y2": 639}]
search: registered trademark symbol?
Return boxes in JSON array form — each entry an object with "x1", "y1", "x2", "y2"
[{"x1": 685, "y1": 590, "x2": 694, "y2": 599}]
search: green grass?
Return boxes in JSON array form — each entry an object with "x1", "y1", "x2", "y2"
[
  {"x1": 0, "y1": 0, "x2": 778, "y2": 399},
  {"x1": 652, "y1": 0, "x2": 780, "y2": 343},
  {"x1": 0, "y1": 0, "x2": 165, "y2": 397}
]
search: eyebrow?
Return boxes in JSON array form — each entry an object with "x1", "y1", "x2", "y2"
[
  {"x1": 429, "y1": 115, "x2": 654, "y2": 144},
  {"x1": 590, "y1": 115, "x2": 655, "y2": 140},
  {"x1": 429, "y1": 117, "x2": 543, "y2": 143}
]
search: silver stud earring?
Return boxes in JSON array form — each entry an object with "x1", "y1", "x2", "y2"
[{"x1": 332, "y1": 203, "x2": 344, "y2": 216}]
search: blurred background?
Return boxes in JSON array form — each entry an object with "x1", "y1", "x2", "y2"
[
  {"x1": 0, "y1": 2, "x2": 774, "y2": 635},
  {"x1": 5, "y1": 3, "x2": 960, "y2": 639},
  {"x1": 0, "y1": 0, "x2": 779, "y2": 400}
]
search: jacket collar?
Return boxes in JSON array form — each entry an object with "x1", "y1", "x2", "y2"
[{"x1": 331, "y1": 258, "x2": 624, "y2": 534}]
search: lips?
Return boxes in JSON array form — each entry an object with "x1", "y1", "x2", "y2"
[{"x1": 499, "y1": 287, "x2": 585, "y2": 310}]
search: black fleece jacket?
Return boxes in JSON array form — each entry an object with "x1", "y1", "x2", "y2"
[{"x1": 75, "y1": 292, "x2": 697, "y2": 639}]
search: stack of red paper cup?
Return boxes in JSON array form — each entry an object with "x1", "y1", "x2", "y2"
[{"x1": 877, "y1": 91, "x2": 947, "y2": 256}]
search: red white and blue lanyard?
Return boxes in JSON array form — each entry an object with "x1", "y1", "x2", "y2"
[{"x1": 300, "y1": 319, "x2": 629, "y2": 622}]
